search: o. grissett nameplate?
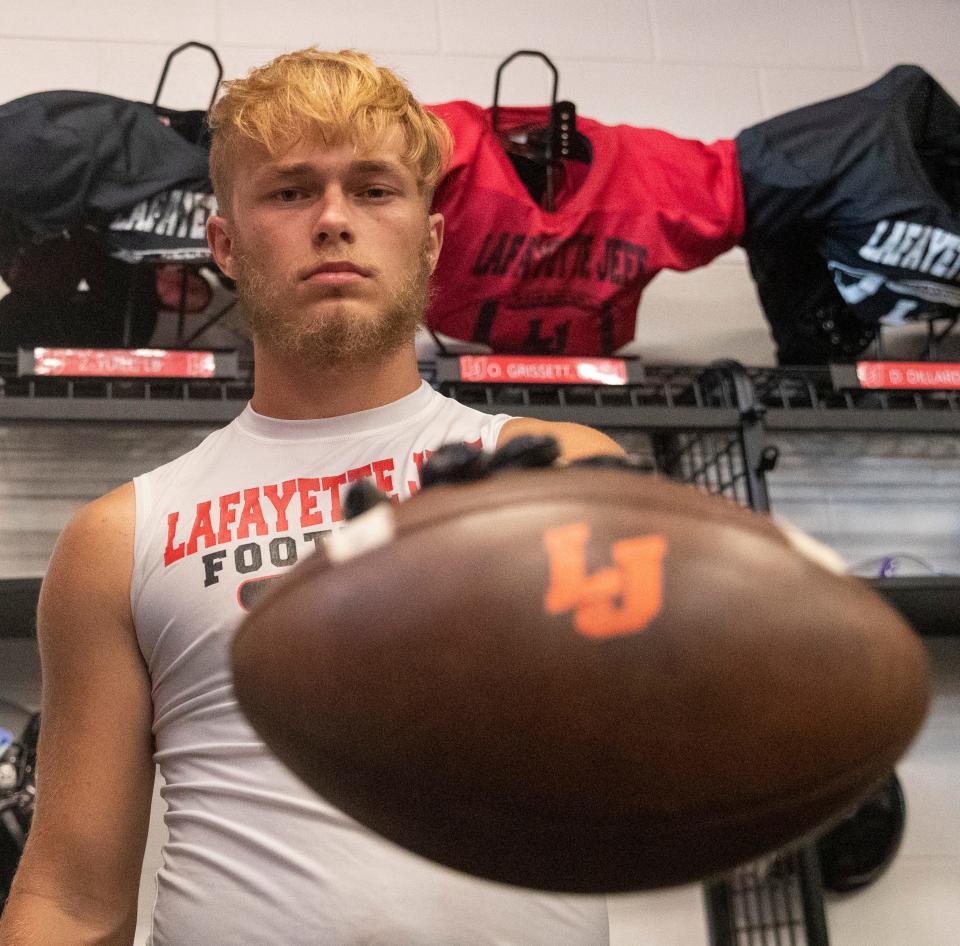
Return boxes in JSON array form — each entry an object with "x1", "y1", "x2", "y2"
[{"x1": 437, "y1": 355, "x2": 640, "y2": 386}]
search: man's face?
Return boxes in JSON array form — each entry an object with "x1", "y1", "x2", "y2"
[{"x1": 208, "y1": 130, "x2": 443, "y2": 367}]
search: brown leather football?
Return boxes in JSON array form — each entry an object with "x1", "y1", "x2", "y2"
[{"x1": 231, "y1": 467, "x2": 930, "y2": 892}]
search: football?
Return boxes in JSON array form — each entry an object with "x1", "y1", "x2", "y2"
[{"x1": 231, "y1": 466, "x2": 930, "y2": 892}]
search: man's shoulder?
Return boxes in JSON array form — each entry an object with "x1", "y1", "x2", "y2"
[
  {"x1": 66, "y1": 481, "x2": 136, "y2": 540},
  {"x1": 42, "y1": 482, "x2": 137, "y2": 623}
]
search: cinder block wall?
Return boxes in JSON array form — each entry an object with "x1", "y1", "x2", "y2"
[{"x1": 2, "y1": 0, "x2": 957, "y2": 364}]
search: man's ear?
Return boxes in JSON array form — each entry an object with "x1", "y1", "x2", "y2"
[
  {"x1": 207, "y1": 214, "x2": 237, "y2": 279},
  {"x1": 426, "y1": 212, "x2": 444, "y2": 274}
]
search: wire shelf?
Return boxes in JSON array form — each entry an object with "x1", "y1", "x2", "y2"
[{"x1": 0, "y1": 354, "x2": 958, "y2": 433}]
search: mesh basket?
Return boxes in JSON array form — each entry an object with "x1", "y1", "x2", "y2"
[{"x1": 650, "y1": 363, "x2": 829, "y2": 946}]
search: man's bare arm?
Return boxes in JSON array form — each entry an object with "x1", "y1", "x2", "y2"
[
  {"x1": 0, "y1": 483, "x2": 155, "y2": 945},
  {"x1": 497, "y1": 417, "x2": 625, "y2": 462}
]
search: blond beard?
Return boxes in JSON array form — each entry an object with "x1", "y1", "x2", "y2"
[{"x1": 234, "y1": 240, "x2": 432, "y2": 369}]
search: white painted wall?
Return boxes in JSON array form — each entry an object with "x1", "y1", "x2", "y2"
[{"x1": 3, "y1": 0, "x2": 959, "y2": 365}]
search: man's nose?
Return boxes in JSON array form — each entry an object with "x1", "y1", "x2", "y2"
[{"x1": 312, "y1": 189, "x2": 355, "y2": 243}]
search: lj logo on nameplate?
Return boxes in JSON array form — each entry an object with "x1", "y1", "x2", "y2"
[{"x1": 543, "y1": 522, "x2": 667, "y2": 640}]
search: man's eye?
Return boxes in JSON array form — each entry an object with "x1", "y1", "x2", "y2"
[
  {"x1": 361, "y1": 187, "x2": 392, "y2": 200},
  {"x1": 274, "y1": 189, "x2": 304, "y2": 202}
]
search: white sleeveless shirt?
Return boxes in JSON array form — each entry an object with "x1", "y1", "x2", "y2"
[{"x1": 132, "y1": 382, "x2": 609, "y2": 946}]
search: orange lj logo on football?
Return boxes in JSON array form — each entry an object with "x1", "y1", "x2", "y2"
[{"x1": 543, "y1": 522, "x2": 667, "y2": 639}]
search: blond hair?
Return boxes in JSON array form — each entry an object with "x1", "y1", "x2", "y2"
[{"x1": 208, "y1": 48, "x2": 451, "y2": 211}]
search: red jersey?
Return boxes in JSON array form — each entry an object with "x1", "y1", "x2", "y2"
[{"x1": 426, "y1": 101, "x2": 744, "y2": 356}]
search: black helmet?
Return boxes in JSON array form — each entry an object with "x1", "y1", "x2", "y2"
[
  {"x1": 0, "y1": 698, "x2": 39, "y2": 915},
  {"x1": 816, "y1": 772, "x2": 906, "y2": 893}
]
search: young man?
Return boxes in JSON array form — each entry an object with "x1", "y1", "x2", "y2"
[{"x1": 0, "y1": 49, "x2": 619, "y2": 945}]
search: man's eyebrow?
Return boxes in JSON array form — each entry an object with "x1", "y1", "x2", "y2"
[
  {"x1": 349, "y1": 159, "x2": 407, "y2": 177},
  {"x1": 257, "y1": 159, "x2": 408, "y2": 182},
  {"x1": 258, "y1": 162, "x2": 315, "y2": 182}
]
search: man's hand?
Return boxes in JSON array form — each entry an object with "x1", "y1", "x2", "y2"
[
  {"x1": 419, "y1": 434, "x2": 641, "y2": 492},
  {"x1": 341, "y1": 434, "x2": 638, "y2": 522},
  {"x1": 496, "y1": 417, "x2": 624, "y2": 463}
]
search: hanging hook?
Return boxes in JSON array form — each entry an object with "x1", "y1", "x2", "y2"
[
  {"x1": 491, "y1": 50, "x2": 560, "y2": 211},
  {"x1": 492, "y1": 50, "x2": 559, "y2": 156},
  {"x1": 153, "y1": 41, "x2": 224, "y2": 113}
]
